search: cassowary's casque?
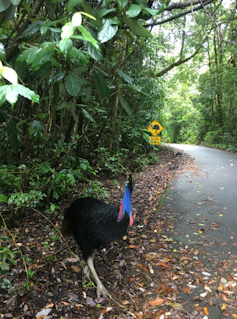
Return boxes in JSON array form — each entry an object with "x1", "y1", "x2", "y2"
[{"x1": 61, "y1": 174, "x2": 135, "y2": 300}]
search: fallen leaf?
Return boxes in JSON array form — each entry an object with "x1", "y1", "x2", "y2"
[
  {"x1": 204, "y1": 307, "x2": 209, "y2": 315},
  {"x1": 148, "y1": 298, "x2": 165, "y2": 306},
  {"x1": 183, "y1": 287, "x2": 192, "y2": 294},
  {"x1": 101, "y1": 307, "x2": 113, "y2": 314},
  {"x1": 202, "y1": 272, "x2": 211, "y2": 276},
  {"x1": 157, "y1": 262, "x2": 169, "y2": 268},
  {"x1": 65, "y1": 258, "x2": 78, "y2": 263},
  {"x1": 36, "y1": 308, "x2": 52, "y2": 319},
  {"x1": 71, "y1": 265, "x2": 81, "y2": 272},
  {"x1": 169, "y1": 302, "x2": 183, "y2": 308}
]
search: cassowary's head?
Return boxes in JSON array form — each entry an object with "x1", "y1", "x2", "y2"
[{"x1": 117, "y1": 174, "x2": 135, "y2": 226}]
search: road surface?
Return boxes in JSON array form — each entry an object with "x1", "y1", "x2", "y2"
[{"x1": 160, "y1": 144, "x2": 237, "y2": 318}]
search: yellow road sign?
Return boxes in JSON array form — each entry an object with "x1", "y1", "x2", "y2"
[
  {"x1": 149, "y1": 136, "x2": 161, "y2": 145},
  {"x1": 147, "y1": 120, "x2": 163, "y2": 136}
]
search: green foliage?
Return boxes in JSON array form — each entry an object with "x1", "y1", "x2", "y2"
[
  {"x1": 82, "y1": 180, "x2": 109, "y2": 199},
  {"x1": 8, "y1": 191, "x2": 46, "y2": 208},
  {"x1": 0, "y1": 0, "x2": 168, "y2": 225},
  {"x1": 96, "y1": 147, "x2": 128, "y2": 175},
  {"x1": 0, "y1": 235, "x2": 18, "y2": 289}
]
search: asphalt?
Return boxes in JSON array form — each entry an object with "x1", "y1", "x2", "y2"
[{"x1": 159, "y1": 144, "x2": 237, "y2": 318}]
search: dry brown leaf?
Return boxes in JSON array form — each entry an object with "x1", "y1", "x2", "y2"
[
  {"x1": 45, "y1": 303, "x2": 54, "y2": 308},
  {"x1": 157, "y1": 262, "x2": 169, "y2": 268},
  {"x1": 204, "y1": 307, "x2": 209, "y2": 315},
  {"x1": 71, "y1": 265, "x2": 81, "y2": 272},
  {"x1": 183, "y1": 287, "x2": 192, "y2": 294},
  {"x1": 148, "y1": 298, "x2": 165, "y2": 306}
]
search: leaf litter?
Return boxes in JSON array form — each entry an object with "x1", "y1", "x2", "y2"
[{"x1": 1, "y1": 146, "x2": 236, "y2": 318}]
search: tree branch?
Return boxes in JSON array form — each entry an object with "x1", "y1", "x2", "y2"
[
  {"x1": 146, "y1": 0, "x2": 215, "y2": 27},
  {"x1": 155, "y1": 36, "x2": 208, "y2": 77},
  {"x1": 166, "y1": 0, "x2": 210, "y2": 10},
  {"x1": 6, "y1": 0, "x2": 44, "y2": 62}
]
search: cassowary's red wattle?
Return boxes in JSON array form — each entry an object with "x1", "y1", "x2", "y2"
[{"x1": 117, "y1": 182, "x2": 133, "y2": 226}]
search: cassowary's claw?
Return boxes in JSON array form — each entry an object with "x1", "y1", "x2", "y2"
[
  {"x1": 82, "y1": 265, "x2": 90, "y2": 285},
  {"x1": 96, "y1": 283, "x2": 111, "y2": 301}
]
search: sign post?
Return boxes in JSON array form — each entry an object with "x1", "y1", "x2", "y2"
[{"x1": 147, "y1": 120, "x2": 163, "y2": 145}]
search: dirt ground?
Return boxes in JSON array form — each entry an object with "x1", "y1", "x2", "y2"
[{"x1": 0, "y1": 146, "x2": 197, "y2": 319}]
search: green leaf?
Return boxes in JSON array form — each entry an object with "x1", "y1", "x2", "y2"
[
  {"x1": 0, "y1": 261, "x2": 9, "y2": 271},
  {"x1": 143, "y1": 2, "x2": 169, "y2": 16},
  {"x1": 0, "y1": 43, "x2": 6, "y2": 62},
  {"x1": 0, "y1": 86, "x2": 7, "y2": 106},
  {"x1": 0, "y1": 194, "x2": 8, "y2": 202},
  {"x1": 71, "y1": 104, "x2": 79, "y2": 123},
  {"x1": 119, "y1": 94, "x2": 132, "y2": 115},
  {"x1": 70, "y1": 70, "x2": 92, "y2": 86},
  {"x1": 65, "y1": 74, "x2": 81, "y2": 97},
  {"x1": 5, "y1": 85, "x2": 40, "y2": 105},
  {"x1": 81, "y1": 107, "x2": 95, "y2": 123},
  {"x1": 122, "y1": 15, "x2": 152, "y2": 37},
  {"x1": 117, "y1": 70, "x2": 133, "y2": 84},
  {"x1": 98, "y1": 19, "x2": 118, "y2": 43},
  {"x1": 134, "y1": 0, "x2": 149, "y2": 8},
  {"x1": 26, "y1": 49, "x2": 41, "y2": 65},
  {"x1": 61, "y1": 22, "x2": 76, "y2": 39},
  {"x1": 94, "y1": 71, "x2": 110, "y2": 100},
  {"x1": 19, "y1": 22, "x2": 43, "y2": 40},
  {"x1": 0, "y1": 110, "x2": 6, "y2": 122},
  {"x1": 126, "y1": 4, "x2": 141, "y2": 18},
  {"x1": 32, "y1": 44, "x2": 56, "y2": 71},
  {"x1": 56, "y1": 101, "x2": 70, "y2": 111},
  {"x1": 69, "y1": 47, "x2": 90, "y2": 66},
  {"x1": 59, "y1": 38, "x2": 73, "y2": 56},
  {"x1": 29, "y1": 120, "x2": 45, "y2": 137},
  {"x1": 5, "y1": 86, "x2": 19, "y2": 105},
  {"x1": 92, "y1": 8, "x2": 116, "y2": 19},
  {"x1": 10, "y1": 0, "x2": 21, "y2": 5},
  {"x1": 53, "y1": 70, "x2": 66, "y2": 83},
  {"x1": 117, "y1": 0, "x2": 128, "y2": 11},
  {"x1": 82, "y1": 86, "x2": 92, "y2": 102},
  {"x1": 40, "y1": 25, "x2": 49, "y2": 35},
  {"x1": 111, "y1": 16, "x2": 122, "y2": 26},
  {"x1": 78, "y1": 25, "x2": 99, "y2": 49},
  {"x1": 4, "y1": 3, "x2": 15, "y2": 20},
  {"x1": 67, "y1": 0, "x2": 84, "y2": 13},
  {"x1": 17, "y1": 47, "x2": 37, "y2": 63},
  {"x1": 86, "y1": 42, "x2": 104, "y2": 61},
  {"x1": 51, "y1": 56, "x2": 60, "y2": 69},
  {"x1": 0, "y1": 0, "x2": 11, "y2": 12},
  {"x1": 6, "y1": 117, "x2": 18, "y2": 152}
]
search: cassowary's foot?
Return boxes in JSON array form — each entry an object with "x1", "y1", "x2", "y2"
[
  {"x1": 96, "y1": 281, "x2": 111, "y2": 301},
  {"x1": 82, "y1": 265, "x2": 91, "y2": 285},
  {"x1": 87, "y1": 256, "x2": 111, "y2": 301}
]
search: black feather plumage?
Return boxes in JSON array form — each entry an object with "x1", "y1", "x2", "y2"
[
  {"x1": 61, "y1": 175, "x2": 135, "y2": 300},
  {"x1": 62, "y1": 197, "x2": 130, "y2": 260}
]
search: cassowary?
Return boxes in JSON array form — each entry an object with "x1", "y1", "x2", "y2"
[{"x1": 61, "y1": 174, "x2": 135, "y2": 300}]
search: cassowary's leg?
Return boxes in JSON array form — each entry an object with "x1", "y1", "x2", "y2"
[
  {"x1": 83, "y1": 250, "x2": 96, "y2": 284},
  {"x1": 87, "y1": 256, "x2": 111, "y2": 300}
]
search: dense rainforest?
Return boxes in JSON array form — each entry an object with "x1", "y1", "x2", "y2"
[{"x1": 0, "y1": 0, "x2": 237, "y2": 316}]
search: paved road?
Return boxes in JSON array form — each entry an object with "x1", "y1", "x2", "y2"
[{"x1": 160, "y1": 144, "x2": 237, "y2": 318}]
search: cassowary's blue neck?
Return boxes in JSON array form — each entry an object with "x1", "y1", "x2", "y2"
[{"x1": 117, "y1": 183, "x2": 133, "y2": 226}]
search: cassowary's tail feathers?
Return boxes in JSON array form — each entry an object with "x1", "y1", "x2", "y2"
[{"x1": 61, "y1": 209, "x2": 73, "y2": 235}]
